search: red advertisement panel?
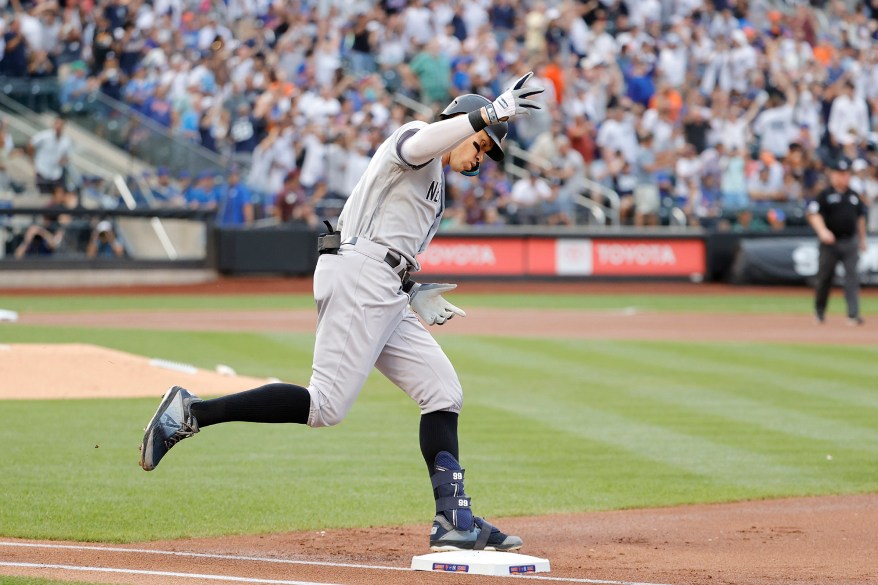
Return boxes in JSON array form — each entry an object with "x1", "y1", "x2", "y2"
[
  {"x1": 526, "y1": 238, "x2": 558, "y2": 275},
  {"x1": 416, "y1": 237, "x2": 705, "y2": 277},
  {"x1": 590, "y1": 239, "x2": 705, "y2": 275},
  {"x1": 417, "y1": 238, "x2": 527, "y2": 275}
]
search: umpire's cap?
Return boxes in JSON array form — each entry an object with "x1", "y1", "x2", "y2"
[
  {"x1": 439, "y1": 94, "x2": 508, "y2": 161},
  {"x1": 829, "y1": 156, "x2": 852, "y2": 172}
]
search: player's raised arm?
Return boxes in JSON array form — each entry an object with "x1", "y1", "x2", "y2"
[{"x1": 400, "y1": 72, "x2": 545, "y2": 166}]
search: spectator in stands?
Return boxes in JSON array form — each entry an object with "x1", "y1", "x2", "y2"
[
  {"x1": 784, "y1": 142, "x2": 821, "y2": 200},
  {"x1": 86, "y1": 219, "x2": 125, "y2": 258},
  {"x1": 340, "y1": 136, "x2": 372, "y2": 205},
  {"x1": 216, "y1": 167, "x2": 253, "y2": 227},
  {"x1": 229, "y1": 102, "x2": 261, "y2": 164},
  {"x1": 97, "y1": 54, "x2": 124, "y2": 102},
  {"x1": 673, "y1": 143, "x2": 702, "y2": 216},
  {"x1": 122, "y1": 65, "x2": 154, "y2": 114},
  {"x1": 297, "y1": 124, "x2": 329, "y2": 196},
  {"x1": 0, "y1": 17, "x2": 30, "y2": 77},
  {"x1": 566, "y1": 113, "x2": 596, "y2": 167},
  {"x1": 827, "y1": 78, "x2": 870, "y2": 153},
  {"x1": 711, "y1": 99, "x2": 757, "y2": 155},
  {"x1": 273, "y1": 169, "x2": 318, "y2": 229},
  {"x1": 89, "y1": 15, "x2": 114, "y2": 75},
  {"x1": 345, "y1": 9, "x2": 380, "y2": 77},
  {"x1": 2, "y1": 0, "x2": 871, "y2": 235},
  {"x1": 60, "y1": 60, "x2": 91, "y2": 114},
  {"x1": 656, "y1": 33, "x2": 686, "y2": 88},
  {"x1": 185, "y1": 171, "x2": 218, "y2": 211},
  {"x1": 751, "y1": 83, "x2": 797, "y2": 161},
  {"x1": 142, "y1": 83, "x2": 173, "y2": 128},
  {"x1": 623, "y1": 53, "x2": 655, "y2": 108},
  {"x1": 747, "y1": 152, "x2": 786, "y2": 206},
  {"x1": 632, "y1": 133, "x2": 661, "y2": 226},
  {"x1": 459, "y1": 188, "x2": 485, "y2": 226},
  {"x1": 27, "y1": 50, "x2": 54, "y2": 77},
  {"x1": 781, "y1": 165, "x2": 804, "y2": 205},
  {"x1": 509, "y1": 168, "x2": 552, "y2": 225},
  {"x1": 549, "y1": 135, "x2": 586, "y2": 218},
  {"x1": 405, "y1": 38, "x2": 452, "y2": 107},
  {"x1": 596, "y1": 104, "x2": 638, "y2": 166},
  {"x1": 176, "y1": 170, "x2": 193, "y2": 203},
  {"x1": 640, "y1": 92, "x2": 678, "y2": 158},
  {"x1": 0, "y1": 118, "x2": 19, "y2": 196},
  {"x1": 613, "y1": 157, "x2": 637, "y2": 212},
  {"x1": 57, "y1": 5, "x2": 84, "y2": 67},
  {"x1": 150, "y1": 167, "x2": 183, "y2": 207},
  {"x1": 529, "y1": 118, "x2": 562, "y2": 168},
  {"x1": 857, "y1": 164, "x2": 878, "y2": 233},
  {"x1": 13, "y1": 185, "x2": 76, "y2": 259},
  {"x1": 681, "y1": 89, "x2": 711, "y2": 154},
  {"x1": 27, "y1": 117, "x2": 71, "y2": 195},
  {"x1": 695, "y1": 173, "x2": 725, "y2": 229},
  {"x1": 720, "y1": 145, "x2": 749, "y2": 212}
]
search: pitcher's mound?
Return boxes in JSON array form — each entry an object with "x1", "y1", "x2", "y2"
[{"x1": 0, "y1": 343, "x2": 272, "y2": 399}]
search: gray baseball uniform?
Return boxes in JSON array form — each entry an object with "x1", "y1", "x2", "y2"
[
  {"x1": 306, "y1": 120, "x2": 462, "y2": 428},
  {"x1": 139, "y1": 83, "x2": 540, "y2": 551}
]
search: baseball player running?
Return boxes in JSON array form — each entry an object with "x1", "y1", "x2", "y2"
[{"x1": 140, "y1": 72, "x2": 544, "y2": 552}]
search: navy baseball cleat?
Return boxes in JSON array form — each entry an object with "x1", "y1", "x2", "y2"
[
  {"x1": 430, "y1": 514, "x2": 523, "y2": 552},
  {"x1": 139, "y1": 386, "x2": 202, "y2": 471},
  {"x1": 428, "y1": 451, "x2": 523, "y2": 551}
]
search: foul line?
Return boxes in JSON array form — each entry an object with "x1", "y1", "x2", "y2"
[
  {"x1": 0, "y1": 542, "x2": 408, "y2": 572},
  {"x1": 0, "y1": 562, "x2": 341, "y2": 585},
  {"x1": 0, "y1": 541, "x2": 678, "y2": 585}
]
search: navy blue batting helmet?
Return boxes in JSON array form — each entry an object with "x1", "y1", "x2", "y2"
[{"x1": 439, "y1": 94, "x2": 507, "y2": 162}]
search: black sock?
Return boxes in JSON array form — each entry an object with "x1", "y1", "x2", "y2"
[
  {"x1": 419, "y1": 410, "x2": 459, "y2": 474},
  {"x1": 189, "y1": 383, "x2": 310, "y2": 427}
]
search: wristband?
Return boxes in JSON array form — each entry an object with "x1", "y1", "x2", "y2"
[
  {"x1": 468, "y1": 109, "x2": 488, "y2": 132},
  {"x1": 484, "y1": 103, "x2": 500, "y2": 125}
]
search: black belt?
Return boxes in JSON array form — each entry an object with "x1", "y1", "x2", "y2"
[
  {"x1": 379, "y1": 250, "x2": 414, "y2": 291},
  {"x1": 342, "y1": 237, "x2": 412, "y2": 283}
]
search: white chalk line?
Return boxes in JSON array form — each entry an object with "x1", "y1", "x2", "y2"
[
  {"x1": 0, "y1": 541, "x2": 678, "y2": 585},
  {"x1": 0, "y1": 562, "x2": 339, "y2": 585}
]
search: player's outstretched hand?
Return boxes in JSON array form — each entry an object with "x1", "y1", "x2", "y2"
[
  {"x1": 486, "y1": 71, "x2": 545, "y2": 123},
  {"x1": 409, "y1": 283, "x2": 466, "y2": 326}
]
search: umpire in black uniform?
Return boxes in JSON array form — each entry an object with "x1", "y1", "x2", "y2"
[{"x1": 806, "y1": 157, "x2": 868, "y2": 325}]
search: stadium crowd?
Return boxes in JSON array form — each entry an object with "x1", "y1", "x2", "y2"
[{"x1": 2, "y1": 0, "x2": 878, "y2": 234}]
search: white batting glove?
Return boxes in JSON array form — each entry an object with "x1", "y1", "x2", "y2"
[
  {"x1": 409, "y1": 283, "x2": 466, "y2": 326},
  {"x1": 485, "y1": 71, "x2": 545, "y2": 124}
]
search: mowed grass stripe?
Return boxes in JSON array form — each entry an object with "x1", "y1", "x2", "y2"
[
  {"x1": 2, "y1": 291, "x2": 877, "y2": 314},
  {"x1": 590, "y1": 342, "x2": 878, "y2": 440},
  {"x1": 492, "y1": 393, "x2": 837, "y2": 493},
  {"x1": 630, "y1": 383, "x2": 878, "y2": 452},
  {"x1": 457, "y1": 407, "x2": 727, "y2": 513},
  {"x1": 574, "y1": 339, "x2": 878, "y2": 415},
  {"x1": 450, "y1": 337, "x2": 873, "y2": 492}
]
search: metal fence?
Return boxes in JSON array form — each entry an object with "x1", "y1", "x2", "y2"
[{"x1": 0, "y1": 76, "x2": 239, "y2": 179}]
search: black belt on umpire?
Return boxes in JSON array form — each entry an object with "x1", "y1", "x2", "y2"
[{"x1": 317, "y1": 222, "x2": 415, "y2": 292}]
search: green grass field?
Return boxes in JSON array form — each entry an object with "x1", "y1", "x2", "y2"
[{"x1": 1, "y1": 291, "x2": 877, "y2": 546}]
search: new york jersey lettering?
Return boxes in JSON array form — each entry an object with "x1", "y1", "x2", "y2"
[{"x1": 426, "y1": 180, "x2": 440, "y2": 203}]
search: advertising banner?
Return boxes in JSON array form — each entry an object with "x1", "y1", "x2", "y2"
[
  {"x1": 418, "y1": 236, "x2": 706, "y2": 278},
  {"x1": 417, "y1": 238, "x2": 527, "y2": 275},
  {"x1": 733, "y1": 238, "x2": 878, "y2": 285},
  {"x1": 590, "y1": 239, "x2": 705, "y2": 276}
]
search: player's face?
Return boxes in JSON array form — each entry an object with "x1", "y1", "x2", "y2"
[{"x1": 448, "y1": 130, "x2": 493, "y2": 175}]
